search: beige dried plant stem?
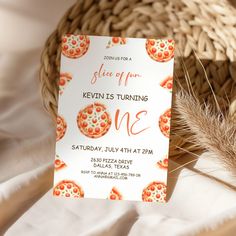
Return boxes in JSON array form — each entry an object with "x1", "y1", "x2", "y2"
[{"x1": 39, "y1": 0, "x2": 236, "y2": 159}]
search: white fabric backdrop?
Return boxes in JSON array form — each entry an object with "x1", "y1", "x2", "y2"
[{"x1": 0, "y1": 1, "x2": 236, "y2": 235}]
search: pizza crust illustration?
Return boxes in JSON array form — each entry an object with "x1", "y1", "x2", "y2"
[
  {"x1": 106, "y1": 37, "x2": 127, "y2": 48},
  {"x1": 146, "y1": 39, "x2": 174, "y2": 62},
  {"x1": 108, "y1": 187, "x2": 122, "y2": 200},
  {"x1": 159, "y1": 108, "x2": 171, "y2": 138},
  {"x1": 54, "y1": 155, "x2": 67, "y2": 171},
  {"x1": 53, "y1": 180, "x2": 84, "y2": 198},
  {"x1": 56, "y1": 115, "x2": 67, "y2": 141},
  {"x1": 160, "y1": 75, "x2": 173, "y2": 92},
  {"x1": 62, "y1": 34, "x2": 90, "y2": 59},
  {"x1": 142, "y1": 181, "x2": 167, "y2": 203},
  {"x1": 157, "y1": 156, "x2": 168, "y2": 169},
  {"x1": 58, "y1": 72, "x2": 72, "y2": 95},
  {"x1": 77, "y1": 102, "x2": 112, "y2": 138}
]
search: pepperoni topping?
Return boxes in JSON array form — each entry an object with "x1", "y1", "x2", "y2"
[
  {"x1": 56, "y1": 115, "x2": 67, "y2": 141},
  {"x1": 167, "y1": 83, "x2": 172, "y2": 89},
  {"x1": 82, "y1": 114, "x2": 87, "y2": 119},
  {"x1": 112, "y1": 37, "x2": 119, "y2": 44},
  {"x1": 69, "y1": 49, "x2": 74, "y2": 54},
  {"x1": 160, "y1": 43, "x2": 165, "y2": 48},
  {"x1": 55, "y1": 159, "x2": 61, "y2": 165},
  {"x1": 162, "y1": 118, "x2": 168, "y2": 123},
  {"x1": 164, "y1": 51, "x2": 169, "y2": 56},
  {"x1": 109, "y1": 187, "x2": 122, "y2": 200},
  {"x1": 95, "y1": 127, "x2": 100, "y2": 133},
  {"x1": 159, "y1": 109, "x2": 171, "y2": 138},
  {"x1": 59, "y1": 79, "x2": 66, "y2": 86},
  {"x1": 87, "y1": 108, "x2": 93, "y2": 114},
  {"x1": 150, "y1": 40, "x2": 155, "y2": 46}
]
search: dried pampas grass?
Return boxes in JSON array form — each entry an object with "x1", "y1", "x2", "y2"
[{"x1": 174, "y1": 54, "x2": 236, "y2": 176}]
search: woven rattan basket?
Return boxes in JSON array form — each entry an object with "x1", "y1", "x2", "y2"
[{"x1": 39, "y1": 0, "x2": 236, "y2": 159}]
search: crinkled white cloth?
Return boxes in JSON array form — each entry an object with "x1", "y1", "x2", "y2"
[{"x1": 0, "y1": 1, "x2": 236, "y2": 235}]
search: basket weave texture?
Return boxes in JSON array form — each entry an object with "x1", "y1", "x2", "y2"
[{"x1": 39, "y1": 0, "x2": 236, "y2": 158}]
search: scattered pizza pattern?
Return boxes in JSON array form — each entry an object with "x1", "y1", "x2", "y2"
[
  {"x1": 106, "y1": 37, "x2": 127, "y2": 48},
  {"x1": 159, "y1": 108, "x2": 171, "y2": 138},
  {"x1": 54, "y1": 154, "x2": 67, "y2": 171},
  {"x1": 77, "y1": 102, "x2": 112, "y2": 138},
  {"x1": 56, "y1": 115, "x2": 67, "y2": 142},
  {"x1": 62, "y1": 34, "x2": 90, "y2": 59},
  {"x1": 146, "y1": 39, "x2": 174, "y2": 62},
  {"x1": 142, "y1": 182, "x2": 167, "y2": 203},
  {"x1": 53, "y1": 180, "x2": 84, "y2": 198},
  {"x1": 160, "y1": 75, "x2": 173, "y2": 92},
  {"x1": 58, "y1": 72, "x2": 72, "y2": 95},
  {"x1": 157, "y1": 156, "x2": 168, "y2": 169},
  {"x1": 108, "y1": 187, "x2": 122, "y2": 200}
]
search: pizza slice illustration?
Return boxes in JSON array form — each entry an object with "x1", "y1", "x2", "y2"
[
  {"x1": 106, "y1": 37, "x2": 127, "y2": 48},
  {"x1": 108, "y1": 187, "x2": 122, "y2": 200},
  {"x1": 58, "y1": 72, "x2": 72, "y2": 95},
  {"x1": 54, "y1": 155, "x2": 67, "y2": 171}
]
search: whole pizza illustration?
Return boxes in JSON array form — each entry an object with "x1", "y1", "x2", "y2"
[
  {"x1": 62, "y1": 34, "x2": 90, "y2": 59},
  {"x1": 159, "y1": 108, "x2": 171, "y2": 138},
  {"x1": 106, "y1": 37, "x2": 127, "y2": 48},
  {"x1": 58, "y1": 72, "x2": 72, "y2": 95},
  {"x1": 54, "y1": 154, "x2": 67, "y2": 171},
  {"x1": 142, "y1": 181, "x2": 167, "y2": 203},
  {"x1": 108, "y1": 187, "x2": 122, "y2": 200},
  {"x1": 56, "y1": 115, "x2": 67, "y2": 141},
  {"x1": 53, "y1": 180, "x2": 84, "y2": 198},
  {"x1": 160, "y1": 75, "x2": 173, "y2": 92},
  {"x1": 157, "y1": 156, "x2": 168, "y2": 169},
  {"x1": 77, "y1": 102, "x2": 112, "y2": 138},
  {"x1": 146, "y1": 39, "x2": 174, "y2": 62}
]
